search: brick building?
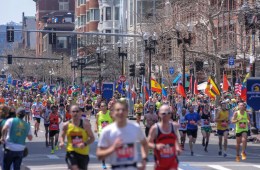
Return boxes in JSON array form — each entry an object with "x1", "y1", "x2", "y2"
[{"x1": 33, "y1": 0, "x2": 75, "y2": 56}]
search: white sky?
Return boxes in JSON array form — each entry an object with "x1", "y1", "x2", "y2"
[{"x1": 0, "y1": 0, "x2": 36, "y2": 24}]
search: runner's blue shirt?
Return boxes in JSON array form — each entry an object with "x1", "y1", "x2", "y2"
[{"x1": 185, "y1": 112, "x2": 201, "y2": 130}]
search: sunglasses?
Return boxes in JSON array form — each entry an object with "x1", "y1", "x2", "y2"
[
  {"x1": 115, "y1": 108, "x2": 126, "y2": 112},
  {"x1": 72, "y1": 110, "x2": 79, "y2": 113},
  {"x1": 100, "y1": 105, "x2": 106, "y2": 107},
  {"x1": 161, "y1": 112, "x2": 170, "y2": 116}
]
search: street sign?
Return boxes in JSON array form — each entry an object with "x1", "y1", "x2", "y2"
[
  {"x1": 119, "y1": 75, "x2": 126, "y2": 82},
  {"x1": 169, "y1": 67, "x2": 174, "y2": 75},
  {"x1": 228, "y1": 56, "x2": 235, "y2": 66},
  {"x1": 247, "y1": 78, "x2": 260, "y2": 110}
]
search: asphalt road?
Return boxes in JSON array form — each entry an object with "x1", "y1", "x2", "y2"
[{"x1": 22, "y1": 116, "x2": 260, "y2": 170}]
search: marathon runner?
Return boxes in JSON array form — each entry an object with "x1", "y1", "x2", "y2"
[
  {"x1": 215, "y1": 102, "x2": 229, "y2": 157},
  {"x1": 43, "y1": 100, "x2": 52, "y2": 147},
  {"x1": 31, "y1": 94, "x2": 44, "y2": 137},
  {"x1": 200, "y1": 104, "x2": 212, "y2": 152},
  {"x1": 77, "y1": 95, "x2": 86, "y2": 119},
  {"x1": 85, "y1": 95, "x2": 93, "y2": 119},
  {"x1": 48, "y1": 105, "x2": 62, "y2": 154},
  {"x1": 148, "y1": 104, "x2": 181, "y2": 170},
  {"x1": 95, "y1": 101, "x2": 113, "y2": 169},
  {"x1": 185, "y1": 105, "x2": 201, "y2": 156},
  {"x1": 178, "y1": 108, "x2": 187, "y2": 150},
  {"x1": 23, "y1": 96, "x2": 31, "y2": 123},
  {"x1": 96, "y1": 99, "x2": 148, "y2": 170},
  {"x1": 134, "y1": 99, "x2": 143, "y2": 124},
  {"x1": 232, "y1": 102, "x2": 250, "y2": 162},
  {"x1": 60, "y1": 105, "x2": 95, "y2": 170}
]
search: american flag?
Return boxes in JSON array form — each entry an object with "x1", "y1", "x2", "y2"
[{"x1": 235, "y1": 78, "x2": 242, "y2": 95}]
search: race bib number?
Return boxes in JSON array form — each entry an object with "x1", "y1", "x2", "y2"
[
  {"x1": 159, "y1": 144, "x2": 175, "y2": 158},
  {"x1": 189, "y1": 120, "x2": 195, "y2": 125},
  {"x1": 101, "y1": 121, "x2": 109, "y2": 128},
  {"x1": 221, "y1": 121, "x2": 228, "y2": 127},
  {"x1": 239, "y1": 122, "x2": 247, "y2": 129},
  {"x1": 180, "y1": 123, "x2": 186, "y2": 128},
  {"x1": 72, "y1": 135, "x2": 83, "y2": 148},
  {"x1": 116, "y1": 143, "x2": 134, "y2": 162},
  {"x1": 50, "y1": 124, "x2": 58, "y2": 130},
  {"x1": 204, "y1": 119, "x2": 209, "y2": 125}
]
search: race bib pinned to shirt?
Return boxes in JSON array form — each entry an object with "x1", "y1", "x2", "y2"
[
  {"x1": 159, "y1": 144, "x2": 175, "y2": 158},
  {"x1": 221, "y1": 121, "x2": 228, "y2": 127},
  {"x1": 116, "y1": 143, "x2": 135, "y2": 162},
  {"x1": 204, "y1": 119, "x2": 209, "y2": 125},
  {"x1": 72, "y1": 135, "x2": 83, "y2": 148},
  {"x1": 180, "y1": 123, "x2": 186, "y2": 129},
  {"x1": 239, "y1": 122, "x2": 247, "y2": 129},
  {"x1": 101, "y1": 121, "x2": 109, "y2": 129}
]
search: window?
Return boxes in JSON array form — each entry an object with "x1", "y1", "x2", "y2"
[
  {"x1": 130, "y1": 0, "x2": 133, "y2": 26},
  {"x1": 106, "y1": 7, "x2": 112, "y2": 20},
  {"x1": 90, "y1": 9, "x2": 100, "y2": 21},
  {"x1": 114, "y1": 7, "x2": 120, "y2": 20},
  {"x1": 137, "y1": 0, "x2": 153, "y2": 23},
  {"x1": 77, "y1": 0, "x2": 80, "y2": 6},
  {"x1": 57, "y1": 37, "x2": 68, "y2": 49},
  {"x1": 80, "y1": 15, "x2": 86, "y2": 25},
  {"x1": 59, "y1": 0, "x2": 69, "y2": 11},
  {"x1": 115, "y1": 30, "x2": 119, "y2": 43},
  {"x1": 77, "y1": 17, "x2": 81, "y2": 27},
  {"x1": 105, "y1": 30, "x2": 111, "y2": 43},
  {"x1": 80, "y1": 0, "x2": 85, "y2": 5},
  {"x1": 87, "y1": 11, "x2": 90, "y2": 22}
]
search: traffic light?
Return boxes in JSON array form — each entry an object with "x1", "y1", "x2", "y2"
[
  {"x1": 49, "y1": 31, "x2": 56, "y2": 45},
  {"x1": 7, "y1": 55, "x2": 12, "y2": 65},
  {"x1": 129, "y1": 64, "x2": 135, "y2": 77},
  {"x1": 6, "y1": 26, "x2": 14, "y2": 42},
  {"x1": 139, "y1": 63, "x2": 145, "y2": 76}
]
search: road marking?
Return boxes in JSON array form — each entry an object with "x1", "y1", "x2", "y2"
[
  {"x1": 46, "y1": 155, "x2": 59, "y2": 159},
  {"x1": 253, "y1": 165, "x2": 260, "y2": 168},
  {"x1": 89, "y1": 154, "x2": 96, "y2": 158},
  {"x1": 208, "y1": 165, "x2": 232, "y2": 170},
  {"x1": 39, "y1": 130, "x2": 44, "y2": 133}
]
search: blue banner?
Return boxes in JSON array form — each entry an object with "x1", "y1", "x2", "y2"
[
  {"x1": 102, "y1": 82, "x2": 114, "y2": 103},
  {"x1": 49, "y1": 85, "x2": 56, "y2": 95},
  {"x1": 247, "y1": 78, "x2": 260, "y2": 110}
]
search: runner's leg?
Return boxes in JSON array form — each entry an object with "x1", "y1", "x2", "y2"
[{"x1": 223, "y1": 131, "x2": 228, "y2": 154}]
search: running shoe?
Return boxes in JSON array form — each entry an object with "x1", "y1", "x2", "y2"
[
  {"x1": 241, "y1": 152, "x2": 247, "y2": 160},
  {"x1": 191, "y1": 151, "x2": 194, "y2": 156},
  {"x1": 218, "y1": 151, "x2": 222, "y2": 156},
  {"x1": 223, "y1": 153, "x2": 227, "y2": 157},
  {"x1": 51, "y1": 149, "x2": 54, "y2": 154},
  {"x1": 236, "y1": 156, "x2": 240, "y2": 162},
  {"x1": 55, "y1": 145, "x2": 59, "y2": 151},
  {"x1": 204, "y1": 148, "x2": 208, "y2": 152},
  {"x1": 102, "y1": 164, "x2": 107, "y2": 169}
]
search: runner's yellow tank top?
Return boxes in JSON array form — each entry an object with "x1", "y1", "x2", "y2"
[
  {"x1": 217, "y1": 110, "x2": 229, "y2": 130},
  {"x1": 66, "y1": 122, "x2": 89, "y2": 155},
  {"x1": 236, "y1": 110, "x2": 248, "y2": 134},
  {"x1": 98, "y1": 110, "x2": 113, "y2": 134}
]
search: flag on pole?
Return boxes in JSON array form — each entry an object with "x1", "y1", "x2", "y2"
[
  {"x1": 176, "y1": 81, "x2": 186, "y2": 98},
  {"x1": 222, "y1": 73, "x2": 229, "y2": 92},
  {"x1": 189, "y1": 74, "x2": 194, "y2": 93},
  {"x1": 205, "y1": 79, "x2": 216, "y2": 99},
  {"x1": 235, "y1": 77, "x2": 242, "y2": 95},
  {"x1": 143, "y1": 81, "x2": 149, "y2": 101},
  {"x1": 209, "y1": 77, "x2": 220, "y2": 95},
  {"x1": 151, "y1": 78, "x2": 162, "y2": 93},
  {"x1": 193, "y1": 79, "x2": 199, "y2": 95},
  {"x1": 240, "y1": 73, "x2": 250, "y2": 101},
  {"x1": 131, "y1": 84, "x2": 137, "y2": 100}
]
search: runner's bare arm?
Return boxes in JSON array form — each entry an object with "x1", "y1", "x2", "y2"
[
  {"x1": 147, "y1": 125, "x2": 156, "y2": 149},
  {"x1": 59, "y1": 122, "x2": 68, "y2": 146},
  {"x1": 214, "y1": 109, "x2": 220, "y2": 122},
  {"x1": 231, "y1": 111, "x2": 238, "y2": 123},
  {"x1": 95, "y1": 114, "x2": 99, "y2": 132},
  {"x1": 1, "y1": 124, "x2": 8, "y2": 141},
  {"x1": 84, "y1": 120, "x2": 95, "y2": 145},
  {"x1": 247, "y1": 112, "x2": 251, "y2": 124}
]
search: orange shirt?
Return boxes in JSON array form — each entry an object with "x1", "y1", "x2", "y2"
[
  {"x1": 0, "y1": 98, "x2": 5, "y2": 104},
  {"x1": 65, "y1": 112, "x2": 72, "y2": 121}
]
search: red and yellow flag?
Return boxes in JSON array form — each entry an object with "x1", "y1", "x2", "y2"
[{"x1": 151, "y1": 78, "x2": 162, "y2": 93}]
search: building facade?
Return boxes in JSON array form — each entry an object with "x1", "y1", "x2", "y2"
[
  {"x1": 22, "y1": 13, "x2": 36, "y2": 50},
  {"x1": 33, "y1": 0, "x2": 75, "y2": 56}
]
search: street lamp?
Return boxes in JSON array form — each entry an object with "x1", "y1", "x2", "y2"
[
  {"x1": 78, "y1": 57, "x2": 86, "y2": 85},
  {"x1": 143, "y1": 32, "x2": 158, "y2": 92},
  {"x1": 117, "y1": 41, "x2": 128, "y2": 75},
  {"x1": 49, "y1": 69, "x2": 55, "y2": 84},
  {"x1": 176, "y1": 23, "x2": 192, "y2": 106},
  {"x1": 70, "y1": 57, "x2": 78, "y2": 84},
  {"x1": 96, "y1": 46, "x2": 107, "y2": 95}
]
